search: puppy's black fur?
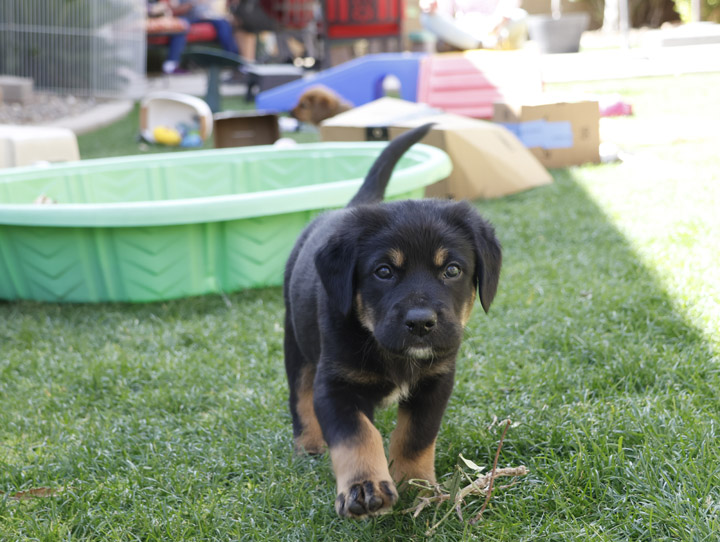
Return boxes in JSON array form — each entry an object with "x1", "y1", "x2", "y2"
[{"x1": 283, "y1": 124, "x2": 502, "y2": 518}]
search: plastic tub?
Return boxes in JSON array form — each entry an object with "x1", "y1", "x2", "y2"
[{"x1": 0, "y1": 142, "x2": 451, "y2": 303}]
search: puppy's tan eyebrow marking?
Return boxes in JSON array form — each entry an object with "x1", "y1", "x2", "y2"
[
  {"x1": 434, "y1": 247, "x2": 449, "y2": 267},
  {"x1": 387, "y1": 248, "x2": 405, "y2": 268}
]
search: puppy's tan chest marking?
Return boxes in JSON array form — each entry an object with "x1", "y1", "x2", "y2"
[{"x1": 380, "y1": 382, "x2": 411, "y2": 408}]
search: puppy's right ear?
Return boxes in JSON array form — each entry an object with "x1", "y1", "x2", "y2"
[{"x1": 314, "y1": 234, "x2": 357, "y2": 317}]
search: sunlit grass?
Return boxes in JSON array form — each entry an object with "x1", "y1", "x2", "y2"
[{"x1": 555, "y1": 73, "x2": 720, "y2": 346}]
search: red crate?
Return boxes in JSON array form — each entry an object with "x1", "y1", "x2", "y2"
[
  {"x1": 261, "y1": 0, "x2": 315, "y2": 30},
  {"x1": 324, "y1": 0, "x2": 403, "y2": 40}
]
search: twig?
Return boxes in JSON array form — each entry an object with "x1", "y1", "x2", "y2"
[
  {"x1": 403, "y1": 466, "x2": 529, "y2": 513},
  {"x1": 402, "y1": 419, "x2": 528, "y2": 535},
  {"x1": 1, "y1": 487, "x2": 66, "y2": 500},
  {"x1": 470, "y1": 418, "x2": 511, "y2": 525}
]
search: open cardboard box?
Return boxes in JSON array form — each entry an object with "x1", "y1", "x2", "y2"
[
  {"x1": 320, "y1": 97, "x2": 551, "y2": 200},
  {"x1": 493, "y1": 97, "x2": 600, "y2": 168},
  {"x1": 213, "y1": 111, "x2": 280, "y2": 148}
]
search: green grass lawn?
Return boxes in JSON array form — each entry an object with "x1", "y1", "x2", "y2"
[
  {"x1": 76, "y1": 95, "x2": 318, "y2": 159},
  {"x1": 2, "y1": 73, "x2": 719, "y2": 541}
]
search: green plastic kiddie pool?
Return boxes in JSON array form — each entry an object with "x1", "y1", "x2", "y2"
[{"x1": 0, "y1": 142, "x2": 451, "y2": 303}]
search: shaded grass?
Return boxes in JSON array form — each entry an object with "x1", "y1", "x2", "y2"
[{"x1": 2, "y1": 73, "x2": 719, "y2": 540}]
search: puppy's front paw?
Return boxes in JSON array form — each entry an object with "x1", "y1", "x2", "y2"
[
  {"x1": 328, "y1": 412, "x2": 398, "y2": 518},
  {"x1": 335, "y1": 478, "x2": 398, "y2": 518}
]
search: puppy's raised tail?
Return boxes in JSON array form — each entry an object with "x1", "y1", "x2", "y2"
[{"x1": 346, "y1": 123, "x2": 434, "y2": 208}]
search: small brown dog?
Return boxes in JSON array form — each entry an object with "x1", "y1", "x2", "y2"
[{"x1": 290, "y1": 86, "x2": 352, "y2": 126}]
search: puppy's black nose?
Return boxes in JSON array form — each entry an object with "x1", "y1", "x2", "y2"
[{"x1": 405, "y1": 308, "x2": 437, "y2": 336}]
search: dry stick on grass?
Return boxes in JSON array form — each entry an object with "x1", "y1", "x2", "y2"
[
  {"x1": 0, "y1": 487, "x2": 65, "y2": 500},
  {"x1": 403, "y1": 419, "x2": 528, "y2": 536},
  {"x1": 470, "y1": 418, "x2": 511, "y2": 524}
]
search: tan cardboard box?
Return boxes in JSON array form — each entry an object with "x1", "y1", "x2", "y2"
[
  {"x1": 320, "y1": 97, "x2": 552, "y2": 200},
  {"x1": 493, "y1": 98, "x2": 600, "y2": 168}
]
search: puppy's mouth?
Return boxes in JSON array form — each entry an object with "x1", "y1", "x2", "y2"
[
  {"x1": 371, "y1": 325, "x2": 462, "y2": 362},
  {"x1": 377, "y1": 334, "x2": 457, "y2": 362},
  {"x1": 405, "y1": 345, "x2": 435, "y2": 360},
  {"x1": 370, "y1": 333, "x2": 438, "y2": 358}
]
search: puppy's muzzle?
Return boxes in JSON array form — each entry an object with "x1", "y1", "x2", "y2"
[{"x1": 404, "y1": 308, "x2": 438, "y2": 337}]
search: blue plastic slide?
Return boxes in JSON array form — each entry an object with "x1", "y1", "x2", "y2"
[{"x1": 255, "y1": 52, "x2": 425, "y2": 112}]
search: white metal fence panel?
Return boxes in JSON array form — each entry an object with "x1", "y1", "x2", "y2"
[{"x1": 0, "y1": 0, "x2": 147, "y2": 98}]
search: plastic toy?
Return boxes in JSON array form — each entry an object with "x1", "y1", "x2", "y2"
[
  {"x1": 180, "y1": 133, "x2": 203, "y2": 147},
  {"x1": 140, "y1": 91, "x2": 213, "y2": 144},
  {"x1": 256, "y1": 52, "x2": 424, "y2": 112},
  {"x1": 256, "y1": 50, "x2": 543, "y2": 120},
  {"x1": 153, "y1": 126, "x2": 183, "y2": 146}
]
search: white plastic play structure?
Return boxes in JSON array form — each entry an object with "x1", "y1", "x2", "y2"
[{"x1": 139, "y1": 91, "x2": 214, "y2": 145}]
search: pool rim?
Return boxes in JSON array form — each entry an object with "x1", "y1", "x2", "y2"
[{"x1": 0, "y1": 142, "x2": 452, "y2": 228}]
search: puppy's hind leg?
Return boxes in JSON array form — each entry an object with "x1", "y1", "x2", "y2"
[{"x1": 284, "y1": 316, "x2": 325, "y2": 455}]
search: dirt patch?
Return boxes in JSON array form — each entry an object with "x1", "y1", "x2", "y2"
[{"x1": 0, "y1": 93, "x2": 110, "y2": 125}]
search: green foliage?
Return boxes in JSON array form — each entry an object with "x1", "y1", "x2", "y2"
[{"x1": 674, "y1": 0, "x2": 720, "y2": 21}]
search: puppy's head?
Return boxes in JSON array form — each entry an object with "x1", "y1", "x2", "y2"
[
  {"x1": 314, "y1": 200, "x2": 501, "y2": 362},
  {"x1": 290, "y1": 86, "x2": 352, "y2": 125}
]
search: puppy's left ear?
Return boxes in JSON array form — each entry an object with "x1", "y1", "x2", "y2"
[
  {"x1": 452, "y1": 202, "x2": 502, "y2": 313},
  {"x1": 474, "y1": 216, "x2": 502, "y2": 313},
  {"x1": 314, "y1": 232, "x2": 357, "y2": 317}
]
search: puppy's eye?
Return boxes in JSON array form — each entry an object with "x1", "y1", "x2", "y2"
[
  {"x1": 374, "y1": 265, "x2": 393, "y2": 280},
  {"x1": 444, "y1": 264, "x2": 461, "y2": 279}
]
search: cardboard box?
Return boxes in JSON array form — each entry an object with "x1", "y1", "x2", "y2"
[
  {"x1": 493, "y1": 98, "x2": 600, "y2": 168},
  {"x1": 320, "y1": 97, "x2": 552, "y2": 200},
  {"x1": 213, "y1": 111, "x2": 280, "y2": 148}
]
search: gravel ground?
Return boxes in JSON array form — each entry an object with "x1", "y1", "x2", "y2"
[{"x1": 0, "y1": 93, "x2": 109, "y2": 125}]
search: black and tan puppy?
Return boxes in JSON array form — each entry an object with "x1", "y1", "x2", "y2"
[{"x1": 283, "y1": 123, "x2": 502, "y2": 518}]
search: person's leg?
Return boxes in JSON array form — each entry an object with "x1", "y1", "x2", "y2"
[
  {"x1": 209, "y1": 18, "x2": 240, "y2": 55},
  {"x1": 163, "y1": 32, "x2": 189, "y2": 73},
  {"x1": 234, "y1": 28, "x2": 257, "y2": 61}
]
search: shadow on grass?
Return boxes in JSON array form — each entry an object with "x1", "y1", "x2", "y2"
[{"x1": 0, "y1": 170, "x2": 717, "y2": 541}]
